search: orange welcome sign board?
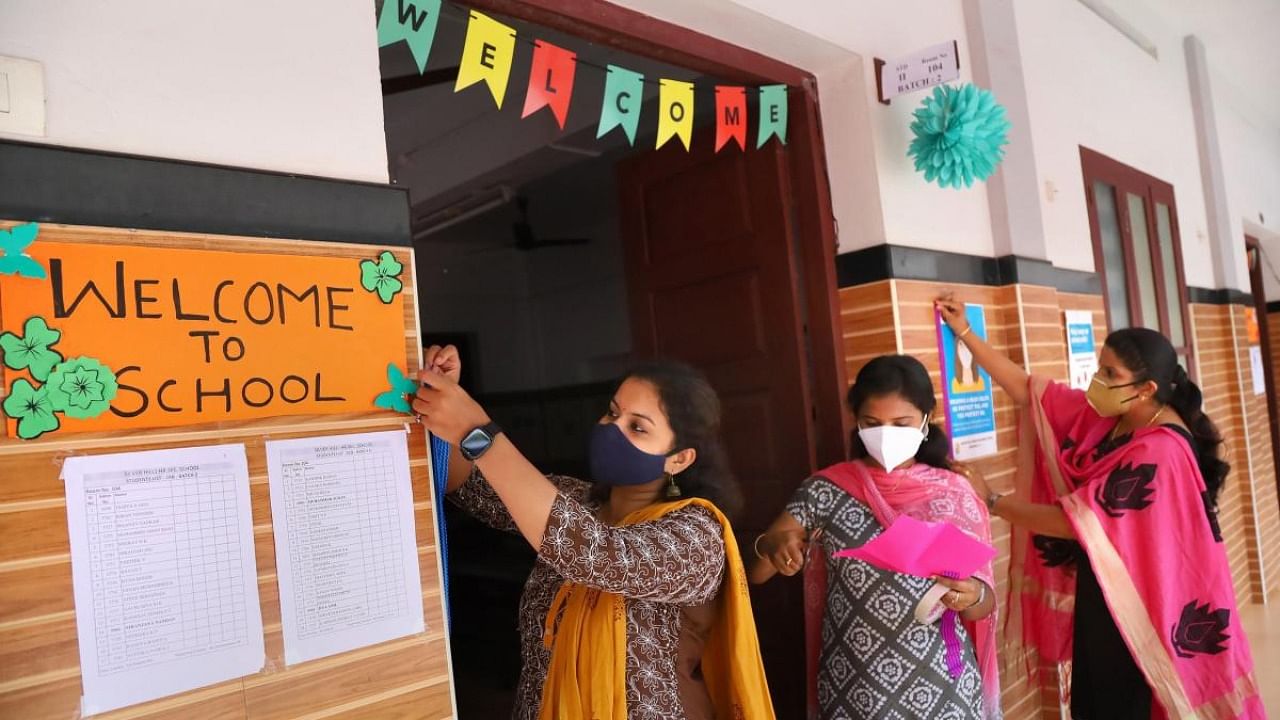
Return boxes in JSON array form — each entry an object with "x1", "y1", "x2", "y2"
[{"x1": 0, "y1": 236, "x2": 406, "y2": 437}]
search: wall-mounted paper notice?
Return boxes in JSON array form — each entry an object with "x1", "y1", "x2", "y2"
[
  {"x1": 266, "y1": 430, "x2": 425, "y2": 666},
  {"x1": 63, "y1": 444, "x2": 264, "y2": 716},
  {"x1": 1251, "y1": 346, "x2": 1266, "y2": 396}
]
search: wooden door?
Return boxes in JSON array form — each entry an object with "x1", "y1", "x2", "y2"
[{"x1": 617, "y1": 137, "x2": 815, "y2": 717}]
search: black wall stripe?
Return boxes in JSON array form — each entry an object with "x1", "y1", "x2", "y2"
[
  {"x1": 1187, "y1": 287, "x2": 1256, "y2": 307},
  {"x1": 0, "y1": 141, "x2": 410, "y2": 246},
  {"x1": 835, "y1": 244, "x2": 1101, "y2": 295}
]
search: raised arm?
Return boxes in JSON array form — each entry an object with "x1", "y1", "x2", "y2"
[
  {"x1": 415, "y1": 345, "x2": 560, "y2": 548},
  {"x1": 935, "y1": 292, "x2": 1030, "y2": 406}
]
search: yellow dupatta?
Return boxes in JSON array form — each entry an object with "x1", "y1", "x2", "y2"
[{"x1": 537, "y1": 497, "x2": 776, "y2": 720}]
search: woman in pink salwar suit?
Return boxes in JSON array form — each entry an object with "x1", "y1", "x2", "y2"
[{"x1": 937, "y1": 294, "x2": 1264, "y2": 720}]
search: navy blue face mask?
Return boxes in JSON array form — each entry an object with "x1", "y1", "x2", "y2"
[{"x1": 588, "y1": 422, "x2": 672, "y2": 486}]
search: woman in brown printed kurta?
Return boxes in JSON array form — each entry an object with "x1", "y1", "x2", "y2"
[
  {"x1": 454, "y1": 471, "x2": 726, "y2": 720},
  {"x1": 410, "y1": 346, "x2": 767, "y2": 720}
]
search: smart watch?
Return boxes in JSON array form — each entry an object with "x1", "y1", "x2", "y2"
[{"x1": 459, "y1": 422, "x2": 504, "y2": 462}]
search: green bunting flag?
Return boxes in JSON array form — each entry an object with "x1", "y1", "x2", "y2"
[
  {"x1": 757, "y1": 84, "x2": 788, "y2": 148},
  {"x1": 377, "y1": 0, "x2": 443, "y2": 75},
  {"x1": 597, "y1": 65, "x2": 645, "y2": 146}
]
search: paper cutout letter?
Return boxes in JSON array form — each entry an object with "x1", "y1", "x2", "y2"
[
  {"x1": 376, "y1": 0, "x2": 442, "y2": 74},
  {"x1": 715, "y1": 86, "x2": 747, "y2": 152},
  {"x1": 657, "y1": 79, "x2": 694, "y2": 151},
  {"x1": 597, "y1": 65, "x2": 644, "y2": 146},
  {"x1": 522, "y1": 40, "x2": 577, "y2": 129},
  {"x1": 757, "y1": 84, "x2": 788, "y2": 147},
  {"x1": 455, "y1": 10, "x2": 517, "y2": 109}
]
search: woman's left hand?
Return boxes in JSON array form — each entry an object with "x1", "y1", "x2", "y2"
[
  {"x1": 933, "y1": 575, "x2": 984, "y2": 612},
  {"x1": 412, "y1": 369, "x2": 491, "y2": 445}
]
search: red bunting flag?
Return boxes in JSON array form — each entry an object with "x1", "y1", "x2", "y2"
[
  {"x1": 715, "y1": 86, "x2": 747, "y2": 152},
  {"x1": 522, "y1": 40, "x2": 577, "y2": 129}
]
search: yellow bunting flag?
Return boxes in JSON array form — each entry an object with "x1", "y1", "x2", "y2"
[
  {"x1": 455, "y1": 10, "x2": 517, "y2": 108},
  {"x1": 656, "y1": 79, "x2": 694, "y2": 150}
]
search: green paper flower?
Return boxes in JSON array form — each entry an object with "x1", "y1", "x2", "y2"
[
  {"x1": 0, "y1": 222, "x2": 47, "y2": 279},
  {"x1": 45, "y1": 356, "x2": 119, "y2": 419},
  {"x1": 360, "y1": 251, "x2": 405, "y2": 304},
  {"x1": 3, "y1": 379, "x2": 60, "y2": 439},
  {"x1": 374, "y1": 363, "x2": 418, "y2": 414},
  {"x1": 0, "y1": 316, "x2": 63, "y2": 381},
  {"x1": 907, "y1": 83, "x2": 1011, "y2": 189}
]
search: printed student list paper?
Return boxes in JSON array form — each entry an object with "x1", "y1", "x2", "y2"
[
  {"x1": 266, "y1": 430, "x2": 425, "y2": 665},
  {"x1": 63, "y1": 444, "x2": 265, "y2": 716}
]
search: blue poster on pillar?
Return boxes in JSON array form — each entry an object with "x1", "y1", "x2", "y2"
[{"x1": 937, "y1": 303, "x2": 998, "y2": 460}]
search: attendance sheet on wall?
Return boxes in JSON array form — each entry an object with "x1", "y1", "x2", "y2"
[
  {"x1": 63, "y1": 444, "x2": 265, "y2": 715},
  {"x1": 265, "y1": 430, "x2": 425, "y2": 666}
]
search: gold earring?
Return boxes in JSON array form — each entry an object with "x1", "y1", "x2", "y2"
[{"x1": 665, "y1": 472, "x2": 682, "y2": 499}]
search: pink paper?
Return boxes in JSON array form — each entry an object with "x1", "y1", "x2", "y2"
[{"x1": 833, "y1": 515, "x2": 996, "y2": 579}]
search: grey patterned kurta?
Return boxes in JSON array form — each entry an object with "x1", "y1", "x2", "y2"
[
  {"x1": 788, "y1": 477, "x2": 985, "y2": 720},
  {"x1": 451, "y1": 470, "x2": 726, "y2": 720}
]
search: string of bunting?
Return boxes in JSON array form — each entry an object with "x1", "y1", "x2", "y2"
[{"x1": 377, "y1": 0, "x2": 790, "y2": 151}]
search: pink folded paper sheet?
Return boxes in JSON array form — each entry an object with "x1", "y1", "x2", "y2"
[{"x1": 833, "y1": 515, "x2": 996, "y2": 578}]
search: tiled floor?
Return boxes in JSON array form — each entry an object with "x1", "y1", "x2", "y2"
[{"x1": 1241, "y1": 601, "x2": 1279, "y2": 712}]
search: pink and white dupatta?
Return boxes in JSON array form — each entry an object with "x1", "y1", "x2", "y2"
[
  {"x1": 1008, "y1": 377, "x2": 1264, "y2": 719},
  {"x1": 802, "y1": 460, "x2": 1001, "y2": 720}
]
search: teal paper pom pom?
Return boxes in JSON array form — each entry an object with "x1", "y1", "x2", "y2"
[{"x1": 907, "y1": 83, "x2": 1011, "y2": 189}]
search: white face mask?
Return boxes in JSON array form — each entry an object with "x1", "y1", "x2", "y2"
[{"x1": 859, "y1": 416, "x2": 929, "y2": 471}]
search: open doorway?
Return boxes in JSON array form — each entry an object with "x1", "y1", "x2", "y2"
[
  {"x1": 1246, "y1": 236, "x2": 1280, "y2": 500},
  {"x1": 379, "y1": 2, "x2": 845, "y2": 716}
]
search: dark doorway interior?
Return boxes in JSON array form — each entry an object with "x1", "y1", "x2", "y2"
[{"x1": 379, "y1": 2, "x2": 844, "y2": 716}]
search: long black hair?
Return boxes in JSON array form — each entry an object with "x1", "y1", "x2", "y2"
[
  {"x1": 1104, "y1": 327, "x2": 1229, "y2": 505},
  {"x1": 847, "y1": 355, "x2": 953, "y2": 470},
  {"x1": 589, "y1": 360, "x2": 742, "y2": 518}
]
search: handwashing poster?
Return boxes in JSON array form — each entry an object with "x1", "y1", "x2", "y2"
[{"x1": 936, "y1": 303, "x2": 998, "y2": 460}]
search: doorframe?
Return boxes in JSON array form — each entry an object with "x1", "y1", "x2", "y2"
[
  {"x1": 461, "y1": 0, "x2": 849, "y2": 469},
  {"x1": 1245, "y1": 235, "x2": 1280, "y2": 499}
]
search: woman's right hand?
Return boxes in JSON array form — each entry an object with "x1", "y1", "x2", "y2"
[
  {"x1": 760, "y1": 529, "x2": 809, "y2": 576},
  {"x1": 934, "y1": 292, "x2": 970, "y2": 336},
  {"x1": 424, "y1": 344, "x2": 462, "y2": 382}
]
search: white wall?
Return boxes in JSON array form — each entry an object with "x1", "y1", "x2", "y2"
[
  {"x1": 1214, "y1": 75, "x2": 1280, "y2": 300},
  {"x1": 603, "y1": 0, "x2": 996, "y2": 257},
  {"x1": 0, "y1": 0, "x2": 389, "y2": 183},
  {"x1": 1014, "y1": 0, "x2": 1216, "y2": 284}
]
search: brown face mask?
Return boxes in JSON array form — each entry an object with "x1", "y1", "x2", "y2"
[{"x1": 1084, "y1": 375, "x2": 1142, "y2": 417}]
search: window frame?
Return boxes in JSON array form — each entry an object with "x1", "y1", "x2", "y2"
[{"x1": 1080, "y1": 146, "x2": 1194, "y2": 371}]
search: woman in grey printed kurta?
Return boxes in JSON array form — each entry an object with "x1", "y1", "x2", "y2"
[
  {"x1": 751, "y1": 356, "x2": 1000, "y2": 720},
  {"x1": 784, "y1": 474, "x2": 987, "y2": 719}
]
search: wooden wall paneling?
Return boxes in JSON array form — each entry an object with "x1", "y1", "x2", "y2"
[{"x1": 0, "y1": 222, "x2": 455, "y2": 719}]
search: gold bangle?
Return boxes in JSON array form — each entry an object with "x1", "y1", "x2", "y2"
[
  {"x1": 753, "y1": 533, "x2": 768, "y2": 560},
  {"x1": 958, "y1": 324, "x2": 973, "y2": 340}
]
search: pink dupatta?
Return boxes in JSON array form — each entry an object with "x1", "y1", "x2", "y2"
[
  {"x1": 803, "y1": 460, "x2": 1001, "y2": 720},
  {"x1": 1009, "y1": 377, "x2": 1264, "y2": 719}
]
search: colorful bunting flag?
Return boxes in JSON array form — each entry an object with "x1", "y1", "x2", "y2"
[
  {"x1": 455, "y1": 10, "x2": 517, "y2": 109},
  {"x1": 657, "y1": 79, "x2": 694, "y2": 151},
  {"x1": 757, "y1": 84, "x2": 788, "y2": 147},
  {"x1": 383, "y1": 0, "x2": 789, "y2": 154},
  {"x1": 376, "y1": 0, "x2": 442, "y2": 74},
  {"x1": 522, "y1": 40, "x2": 577, "y2": 129},
  {"x1": 715, "y1": 86, "x2": 747, "y2": 152},
  {"x1": 597, "y1": 65, "x2": 644, "y2": 145}
]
